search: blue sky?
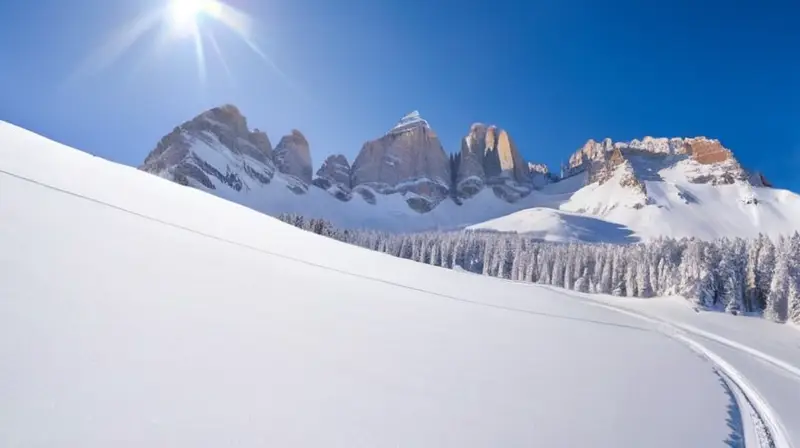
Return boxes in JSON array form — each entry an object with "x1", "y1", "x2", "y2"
[{"x1": 1, "y1": 0, "x2": 799, "y2": 189}]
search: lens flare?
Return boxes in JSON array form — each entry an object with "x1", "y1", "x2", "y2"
[
  {"x1": 68, "y1": 0, "x2": 303, "y2": 98},
  {"x1": 169, "y1": 0, "x2": 222, "y2": 36}
]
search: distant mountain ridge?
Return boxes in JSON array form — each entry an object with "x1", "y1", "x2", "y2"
[{"x1": 137, "y1": 104, "x2": 799, "y2": 241}]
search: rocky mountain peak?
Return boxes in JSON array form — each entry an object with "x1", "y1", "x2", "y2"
[
  {"x1": 388, "y1": 110, "x2": 430, "y2": 135},
  {"x1": 140, "y1": 104, "x2": 278, "y2": 194},
  {"x1": 274, "y1": 130, "x2": 313, "y2": 187},
  {"x1": 564, "y1": 136, "x2": 752, "y2": 191},
  {"x1": 456, "y1": 123, "x2": 533, "y2": 201},
  {"x1": 141, "y1": 105, "x2": 774, "y2": 219},
  {"x1": 313, "y1": 154, "x2": 352, "y2": 202},
  {"x1": 352, "y1": 112, "x2": 450, "y2": 212}
]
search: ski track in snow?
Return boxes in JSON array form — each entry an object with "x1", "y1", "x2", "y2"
[
  {"x1": 577, "y1": 297, "x2": 795, "y2": 448},
  {"x1": 0, "y1": 168, "x2": 654, "y2": 335},
  {"x1": 5, "y1": 165, "x2": 796, "y2": 446}
]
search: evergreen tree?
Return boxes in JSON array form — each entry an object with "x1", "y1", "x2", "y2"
[
  {"x1": 537, "y1": 247, "x2": 552, "y2": 285},
  {"x1": 574, "y1": 268, "x2": 589, "y2": 293},
  {"x1": 611, "y1": 251, "x2": 626, "y2": 296},
  {"x1": 756, "y1": 236, "x2": 776, "y2": 310},
  {"x1": 624, "y1": 256, "x2": 637, "y2": 297},
  {"x1": 551, "y1": 248, "x2": 565, "y2": 288},
  {"x1": 744, "y1": 237, "x2": 761, "y2": 312},
  {"x1": 765, "y1": 236, "x2": 789, "y2": 322},
  {"x1": 563, "y1": 246, "x2": 574, "y2": 290},
  {"x1": 636, "y1": 249, "x2": 652, "y2": 298},
  {"x1": 789, "y1": 233, "x2": 800, "y2": 324},
  {"x1": 598, "y1": 253, "x2": 612, "y2": 294}
]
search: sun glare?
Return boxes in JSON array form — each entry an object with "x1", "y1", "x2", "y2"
[
  {"x1": 169, "y1": 0, "x2": 222, "y2": 34},
  {"x1": 71, "y1": 0, "x2": 289, "y2": 90}
]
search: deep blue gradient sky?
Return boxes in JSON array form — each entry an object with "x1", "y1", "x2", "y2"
[{"x1": 1, "y1": 0, "x2": 799, "y2": 189}]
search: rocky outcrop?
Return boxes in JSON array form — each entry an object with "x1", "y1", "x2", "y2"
[
  {"x1": 564, "y1": 136, "x2": 754, "y2": 187},
  {"x1": 455, "y1": 123, "x2": 489, "y2": 197},
  {"x1": 485, "y1": 128, "x2": 528, "y2": 182},
  {"x1": 142, "y1": 104, "x2": 776, "y2": 218},
  {"x1": 274, "y1": 130, "x2": 313, "y2": 188},
  {"x1": 455, "y1": 123, "x2": 533, "y2": 200},
  {"x1": 351, "y1": 111, "x2": 451, "y2": 212},
  {"x1": 684, "y1": 138, "x2": 732, "y2": 164},
  {"x1": 313, "y1": 154, "x2": 352, "y2": 201},
  {"x1": 140, "y1": 105, "x2": 276, "y2": 192}
]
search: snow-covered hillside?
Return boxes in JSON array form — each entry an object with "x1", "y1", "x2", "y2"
[
  {"x1": 3, "y1": 120, "x2": 800, "y2": 446},
  {"x1": 474, "y1": 159, "x2": 800, "y2": 241}
]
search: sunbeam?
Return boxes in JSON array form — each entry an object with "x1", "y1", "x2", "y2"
[
  {"x1": 207, "y1": 30, "x2": 233, "y2": 82},
  {"x1": 191, "y1": 23, "x2": 207, "y2": 84},
  {"x1": 69, "y1": 9, "x2": 163, "y2": 81},
  {"x1": 68, "y1": 0, "x2": 294, "y2": 92}
]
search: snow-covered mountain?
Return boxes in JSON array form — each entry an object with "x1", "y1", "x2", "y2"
[
  {"x1": 138, "y1": 105, "x2": 800, "y2": 241},
  {"x1": 4, "y1": 119, "x2": 800, "y2": 446}
]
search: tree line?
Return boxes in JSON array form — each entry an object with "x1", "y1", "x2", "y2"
[{"x1": 277, "y1": 213, "x2": 800, "y2": 324}]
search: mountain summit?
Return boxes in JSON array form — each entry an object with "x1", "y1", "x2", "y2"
[
  {"x1": 388, "y1": 110, "x2": 430, "y2": 134},
  {"x1": 137, "y1": 105, "x2": 800, "y2": 240}
]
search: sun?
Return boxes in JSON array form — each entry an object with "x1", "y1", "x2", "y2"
[{"x1": 169, "y1": 0, "x2": 222, "y2": 35}]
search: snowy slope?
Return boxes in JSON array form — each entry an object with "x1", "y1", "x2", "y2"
[
  {"x1": 467, "y1": 207, "x2": 637, "y2": 243},
  {"x1": 475, "y1": 162, "x2": 800, "y2": 241},
  {"x1": 0, "y1": 120, "x2": 788, "y2": 446},
  {"x1": 584, "y1": 293, "x2": 800, "y2": 447}
]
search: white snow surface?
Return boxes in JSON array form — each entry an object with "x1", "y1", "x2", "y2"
[
  {"x1": 478, "y1": 159, "x2": 800, "y2": 241},
  {"x1": 468, "y1": 208, "x2": 637, "y2": 243},
  {"x1": 4, "y1": 121, "x2": 798, "y2": 446}
]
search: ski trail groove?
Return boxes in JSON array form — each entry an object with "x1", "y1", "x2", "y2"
[
  {"x1": 2, "y1": 168, "x2": 793, "y2": 446},
  {"x1": 682, "y1": 336, "x2": 785, "y2": 448},
  {"x1": 579, "y1": 299, "x2": 794, "y2": 448},
  {"x1": 0, "y1": 169, "x2": 652, "y2": 333},
  {"x1": 558, "y1": 291, "x2": 800, "y2": 383}
]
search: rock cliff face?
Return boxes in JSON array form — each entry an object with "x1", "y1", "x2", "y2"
[
  {"x1": 313, "y1": 154, "x2": 352, "y2": 201},
  {"x1": 140, "y1": 105, "x2": 277, "y2": 192},
  {"x1": 565, "y1": 136, "x2": 753, "y2": 187},
  {"x1": 455, "y1": 123, "x2": 533, "y2": 201},
  {"x1": 141, "y1": 105, "x2": 775, "y2": 219},
  {"x1": 274, "y1": 130, "x2": 313, "y2": 192},
  {"x1": 350, "y1": 111, "x2": 451, "y2": 212}
]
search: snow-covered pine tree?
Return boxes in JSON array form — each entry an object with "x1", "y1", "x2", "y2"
[
  {"x1": 510, "y1": 238, "x2": 525, "y2": 281},
  {"x1": 744, "y1": 236, "x2": 762, "y2": 312},
  {"x1": 598, "y1": 251, "x2": 612, "y2": 294},
  {"x1": 756, "y1": 236, "x2": 776, "y2": 311},
  {"x1": 551, "y1": 247, "x2": 565, "y2": 288},
  {"x1": 789, "y1": 232, "x2": 800, "y2": 324},
  {"x1": 765, "y1": 236, "x2": 790, "y2": 322},
  {"x1": 537, "y1": 246, "x2": 552, "y2": 285},
  {"x1": 717, "y1": 238, "x2": 745, "y2": 314},
  {"x1": 563, "y1": 246, "x2": 574, "y2": 290},
  {"x1": 482, "y1": 235, "x2": 496, "y2": 276},
  {"x1": 636, "y1": 247, "x2": 652, "y2": 298},
  {"x1": 611, "y1": 250, "x2": 626, "y2": 297},
  {"x1": 524, "y1": 244, "x2": 538, "y2": 282},
  {"x1": 574, "y1": 268, "x2": 589, "y2": 293},
  {"x1": 429, "y1": 236, "x2": 440, "y2": 267},
  {"x1": 697, "y1": 243, "x2": 719, "y2": 308},
  {"x1": 624, "y1": 250, "x2": 638, "y2": 297}
]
